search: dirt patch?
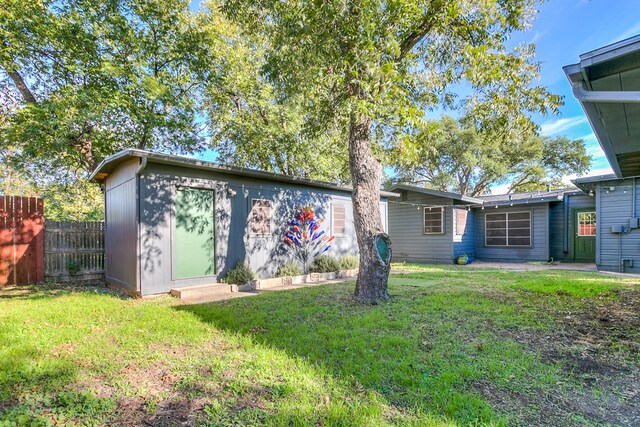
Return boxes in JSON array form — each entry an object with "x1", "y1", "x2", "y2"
[{"x1": 477, "y1": 289, "x2": 640, "y2": 426}]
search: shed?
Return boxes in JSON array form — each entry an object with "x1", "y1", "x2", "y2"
[{"x1": 90, "y1": 150, "x2": 396, "y2": 296}]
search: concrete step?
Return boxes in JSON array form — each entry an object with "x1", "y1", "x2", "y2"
[{"x1": 170, "y1": 283, "x2": 235, "y2": 301}]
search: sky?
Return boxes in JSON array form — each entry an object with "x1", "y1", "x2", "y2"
[{"x1": 195, "y1": 0, "x2": 640, "y2": 193}]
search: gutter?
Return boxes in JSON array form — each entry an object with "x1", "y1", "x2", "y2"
[{"x1": 570, "y1": 81, "x2": 640, "y2": 103}]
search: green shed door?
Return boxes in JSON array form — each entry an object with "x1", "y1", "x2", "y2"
[{"x1": 174, "y1": 187, "x2": 215, "y2": 279}]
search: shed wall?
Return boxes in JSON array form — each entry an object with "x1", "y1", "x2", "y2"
[
  {"x1": 104, "y1": 158, "x2": 138, "y2": 291},
  {"x1": 138, "y1": 163, "x2": 375, "y2": 295},
  {"x1": 473, "y1": 203, "x2": 549, "y2": 261}
]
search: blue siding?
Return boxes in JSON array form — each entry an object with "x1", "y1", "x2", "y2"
[
  {"x1": 452, "y1": 206, "x2": 475, "y2": 258},
  {"x1": 596, "y1": 179, "x2": 640, "y2": 273},
  {"x1": 473, "y1": 204, "x2": 549, "y2": 262},
  {"x1": 549, "y1": 194, "x2": 595, "y2": 261},
  {"x1": 138, "y1": 163, "x2": 384, "y2": 294},
  {"x1": 388, "y1": 192, "x2": 455, "y2": 263}
]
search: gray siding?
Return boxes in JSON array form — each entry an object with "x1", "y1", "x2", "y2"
[
  {"x1": 452, "y1": 205, "x2": 475, "y2": 258},
  {"x1": 104, "y1": 158, "x2": 138, "y2": 291},
  {"x1": 549, "y1": 194, "x2": 595, "y2": 261},
  {"x1": 138, "y1": 163, "x2": 380, "y2": 295},
  {"x1": 389, "y1": 192, "x2": 454, "y2": 264},
  {"x1": 473, "y1": 203, "x2": 549, "y2": 262},
  {"x1": 596, "y1": 179, "x2": 640, "y2": 272}
]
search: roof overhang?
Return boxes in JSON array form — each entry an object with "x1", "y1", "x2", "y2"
[
  {"x1": 387, "y1": 184, "x2": 484, "y2": 204},
  {"x1": 563, "y1": 35, "x2": 640, "y2": 178},
  {"x1": 90, "y1": 149, "x2": 400, "y2": 198}
]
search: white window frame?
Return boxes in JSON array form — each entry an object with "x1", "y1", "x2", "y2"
[
  {"x1": 577, "y1": 211, "x2": 597, "y2": 237},
  {"x1": 331, "y1": 204, "x2": 347, "y2": 236},
  {"x1": 423, "y1": 207, "x2": 444, "y2": 235},
  {"x1": 485, "y1": 211, "x2": 531, "y2": 247},
  {"x1": 454, "y1": 208, "x2": 468, "y2": 237},
  {"x1": 250, "y1": 198, "x2": 272, "y2": 235}
]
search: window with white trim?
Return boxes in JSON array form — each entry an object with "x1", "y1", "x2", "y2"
[
  {"x1": 332, "y1": 205, "x2": 346, "y2": 235},
  {"x1": 250, "y1": 199, "x2": 272, "y2": 234},
  {"x1": 577, "y1": 212, "x2": 596, "y2": 236},
  {"x1": 424, "y1": 207, "x2": 444, "y2": 234},
  {"x1": 485, "y1": 211, "x2": 531, "y2": 246},
  {"x1": 455, "y1": 209, "x2": 468, "y2": 236}
]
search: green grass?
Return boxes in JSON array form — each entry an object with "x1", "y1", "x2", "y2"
[{"x1": 1, "y1": 268, "x2": 638, "y2": 426}]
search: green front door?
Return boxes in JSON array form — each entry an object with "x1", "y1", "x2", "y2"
[
  {"x1": 175, "y1": 187, "x2": 215, "y2": 279},
  {"x1": 574, "y1": 210, "x2": 596, "y2": 261}
]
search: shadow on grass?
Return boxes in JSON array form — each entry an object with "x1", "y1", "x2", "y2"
[
  {"x1": 0, "y1": 283, "x2": 129, "y2": 301},
  {"x1": 175, "y1": 281, "x2": 558, "y2": 425}
]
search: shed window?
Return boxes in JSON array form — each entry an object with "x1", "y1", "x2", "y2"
[
  {"x1": 485, "y1": 211, "x2": 531, "y2": 246},
  {"x1": 455, "y1": 209, "x2": 468, "y2": 236},
  {"x1": 251, "y1": 199, "x2": 272, "y2": 234},
  {"x1": 332, "y1": 205, "x2": 346, "y2": 235},
  {"x1": 424, "y1": 207, "x2": 444, "y2": 234},
  {"x1": 577, "y1": 212, "x2": 596, "y2": 236}
]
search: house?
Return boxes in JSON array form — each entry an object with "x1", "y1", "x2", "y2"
[
  {"x1": 89, "y1": 149, "x2": 395, "y2": 296},
  {"x1": 390, "y1": 34, "x2": 640, "y2": 273},
  {"x1": 564, "y1": 35, "x2": 640, "y2": 273},
  {"x1": 388, "y1": 185, "x2": 595, "y2": 264}
]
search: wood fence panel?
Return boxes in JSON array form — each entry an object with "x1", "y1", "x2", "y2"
[
  {"x1": 0, "y1": 196, "x2": 44, "y2": 286},
  {"x1": 44, "y1": 221, "x2": 105, "y2": 281}
]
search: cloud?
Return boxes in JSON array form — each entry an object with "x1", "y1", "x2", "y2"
[{"x1": 540, "y1": 116, "x2": 588, "y2": 136}]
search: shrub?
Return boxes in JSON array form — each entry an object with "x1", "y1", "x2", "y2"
[
  {"x1": 309, "y1": 255, "x2": 340, "y2": 273},
  {"x1": 338, "y1": 255, "x2": 359, "y2": 270},
  {"x1": 223, "y1": 261, "x2": 256, "y2": 285},
  {"x1": 277, "y1": 261, "x2": 303, "y2": 277}
]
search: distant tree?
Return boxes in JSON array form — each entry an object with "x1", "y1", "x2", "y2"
[
  {"x1": 221, "y1": 0, "x2": 561, "y2": 302},
  {"x1": 392, "y1": 116, "x2": 591, "y2": 196},
  {"x1": 1, "y1": 0, "x2": 209, "y2": 172}
]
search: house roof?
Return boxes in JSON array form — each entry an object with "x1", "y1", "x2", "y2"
[
  {"x1": 386, "y1": 184, "x2": 484, "y2": 204},
  {"x1": 563, "y1": 35, "x2": 640, "y2": 178},
  {"x1": 90, "y1": 149, "x2": 400, "y2": 198},
  {"x1": 476, "y1": 189, "x2": 582, "y2": 207},
  {"x1": 571, "y1": 173, "x2": 629, "y2": 192}
]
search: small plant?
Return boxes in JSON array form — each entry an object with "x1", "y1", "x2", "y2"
[
  {"x1": 67, "y1": 261, "x2": 82, "y2": 275},
  {"x1": 223, "y1": 261, "x2": 256, "y2": 285},
  {"x1": 277, "y1": 261, "x2": 303, "y2": 277},
  {"x1": 337, "y1": 255, "x2": 359, "y2": 270},
  {"x1": 309, "y1": 255, "x2": 340, "y2": 273}
]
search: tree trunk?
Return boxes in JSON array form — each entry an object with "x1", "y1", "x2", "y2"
[{"x1": 349, "y1": 113, "x2": 391, "y2": 303}]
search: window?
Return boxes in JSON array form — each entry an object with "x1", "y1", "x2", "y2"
[
  {"x1": 577, "y1": 212, "x2": 596, "y2": 236},
  {"x1": 424, "y1": 207, "x2": 444, "y2": 234},
  {"x1": 455, "y1": 209, "x2": 468, "y2": 236},
  {"x1": 332, "y1": 205, "x2": 346, "y2": 235},
  {"x1": 485, "y1": 211, "x2": 531, "y2": 247},
  {"x1": 250, "y1": 199, "x2": 272, "y2": 234}
]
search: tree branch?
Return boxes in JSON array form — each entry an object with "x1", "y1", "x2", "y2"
[
  {"x1": 4, "y1": 66, "x2": 37, "y2": 104},
  {"x1": 397, "y1": 0, "x2": 445, "y2": 61}
]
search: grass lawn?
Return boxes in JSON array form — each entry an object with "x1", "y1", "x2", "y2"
[{"x1": 1, "y1": 265, "x2": 639, "y2": 426}]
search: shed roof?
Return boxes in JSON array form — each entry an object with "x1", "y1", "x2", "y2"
[
  {"x1": 90, "y1": 149, "x2": 400, "y2": 198},
  {"x1": 563, "y1": 35, "x2": 640, "y2": 178},
  {"x1": 386, "y1": 184, "x2": 484, "y2": 204}
]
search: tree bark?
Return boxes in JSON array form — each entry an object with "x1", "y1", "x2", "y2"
[{"x1": 349, "y1": 113, "x2": 391, "y2": 303}]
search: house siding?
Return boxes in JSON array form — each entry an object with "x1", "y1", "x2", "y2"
[
  {"x1": 388, "y1": 192, "x2": 454, "y2": 264},
  {"x1": 596, "y1": 179, "x2": 640, "y2": 273},
  {"x1": 452, "y1": 205, "x2": 475, "y2": 259},
  {"x1": 549, "y1": 194, "x2": 595, "y2": 261},
  {"x1": 137, "y1": 163, "x2": 381, "y2": 295},
  {"x1": 104, "y1": 158, "x2": 138, "y2": 291},
  {"x1": 473, "y1": 203, "x2": 549, "y2": 262}
]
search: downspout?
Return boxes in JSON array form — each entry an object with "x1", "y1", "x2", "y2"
[
  {"x1": 135, "y1": 157, "x2": 148, "y2": 295},
  {"x1": 633, "y1": 177, "x2": 636, "y2": 218},
  {"x1": 563, "y1": 193, "x2": 570, "y2": 255},
  {"x1": 571, "y1": 81, "x2": 640, "y2": 103}
]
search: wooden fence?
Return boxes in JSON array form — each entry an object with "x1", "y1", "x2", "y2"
[
  {"x1": 44, "y1": 221, "x2": 105, "y2": 281},
  {"x1": 0, "y1": 196, "x2": 44, "y2": 286}
]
